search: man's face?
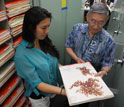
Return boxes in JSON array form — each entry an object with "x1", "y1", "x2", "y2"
[{"x1": 87, "y1": 12, "x2": 107, "y2": 35}]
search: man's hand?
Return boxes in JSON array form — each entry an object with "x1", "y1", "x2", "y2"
[
  {"x1": 95, "y1": 70, "x2": 107, "y2": 78},
  {"x1": 75, "y1": 57, "x2": 85, "y2": 63}
]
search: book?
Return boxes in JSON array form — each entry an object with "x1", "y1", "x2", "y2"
[{"x1": 59, "y1": 62, "x2": 114, "y2": 106}]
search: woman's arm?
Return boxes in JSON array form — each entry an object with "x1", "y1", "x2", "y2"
[{"x1": 37, "y1": 82, "x2": 66, "y2": 96}]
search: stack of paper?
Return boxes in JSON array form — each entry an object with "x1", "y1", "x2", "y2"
[
  {"x1": 1, "y1": 82, "x2": 24, "y2": 107},
  {"x1": 13, "y1": 36, "x2": 22, "y2": 47},
  {"x1": 9, "y1": 14, "x2": 24, "y2": 28},
  {"x1": 5, "y1": 0, "x2": 30, "y2": 18},
  {"x1": 9, "y1": 14, "x2": 24, "y2": 37},
  {"x1": 0, "y1": 44, "x2": 15, "y2": 67},
  {"x1": 14, "y1": 94, "x2": 26, "y2": 107},
  {"x1": 0, "y1": 61, "x2": 15, "y2": 88},
  {"x1": 59, "y1": 62, "x2": 114, "y2": 106},
  {"x1": 0, "y1": 74, "x2": 21, "y2": 105},
  {"x1": 0, "y1": 10, "x2": 7, "y2": 22},
  {"x1": 0, "y1": 29, "x2": 11, "y2": 45},
  {"x1": 11, "y1": 25, "x2": 22, "y2": 37}
]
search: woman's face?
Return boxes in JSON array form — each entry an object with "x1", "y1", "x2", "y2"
[{"x1": 35, "y1": 18, "x2": 51, "y2": 40}]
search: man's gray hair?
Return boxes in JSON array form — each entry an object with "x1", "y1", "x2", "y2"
[{"x1": 88, "y1": 2, "x2": 110, "y2": 17}]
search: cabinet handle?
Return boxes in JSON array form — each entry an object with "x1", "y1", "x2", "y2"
[
  {"x1": 113, "y1": 31, "x2": 122, "y2": 36},
  {"x1": 115, "y1": 58, "x2": 124, "y2": 66},
  {"x1": 113, "y1": 17, "x2": 118, "y2": 20}
]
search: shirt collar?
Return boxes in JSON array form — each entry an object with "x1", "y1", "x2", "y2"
[
  {"x1": 20, "y1": 39, "x2": 50, "y2": 59},
  {"x1": 94, "y1": 29, "x2": 104, "y2": 42},
  {"x1": 21, "y1": 39, "x2": 33, "y2": 48}
]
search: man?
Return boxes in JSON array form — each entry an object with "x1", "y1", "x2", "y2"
[{"x1": 65, "y1": 2, "x2": 116, "y2": 79}]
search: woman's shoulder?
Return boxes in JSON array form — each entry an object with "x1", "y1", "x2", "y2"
[{"x1": 15, "y1": 40, "x2": 31, "y2": 57}]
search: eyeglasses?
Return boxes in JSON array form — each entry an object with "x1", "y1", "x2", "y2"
[{"x1": 89, "y1": 19, "x2": 105, "y2": 27}]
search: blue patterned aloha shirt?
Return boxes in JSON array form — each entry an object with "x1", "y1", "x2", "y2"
[{"x1": 65, "y1": 24, "x2": 116, "y2": 71}]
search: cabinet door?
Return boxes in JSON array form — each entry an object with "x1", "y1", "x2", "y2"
[
  {"x1": 104, "y1": 43, "x2": 124, "y2": 107},
  {"x1": 114, "y1": 0, "x2": 124, "y2": 44},
  {"x1": 107, "y1": 10, "x2": 121, "y2": 37},
  {"x1": 104, "y1": 0, "x2": 124, "y2": 106},
  {"x1": 107, "y1": 0, "x2": 124, "y2": 44}
]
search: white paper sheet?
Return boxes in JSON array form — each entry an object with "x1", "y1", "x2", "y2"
[{"x1": 59, "y1": 62, "x2": 114, "y2": 106}]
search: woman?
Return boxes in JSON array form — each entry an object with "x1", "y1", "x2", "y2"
[{"x1": 14, "y1": 6, "x2": 66, "y2": 107}]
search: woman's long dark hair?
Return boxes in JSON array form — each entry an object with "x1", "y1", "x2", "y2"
[{"x1": 22, "y1": 6, "x2": 59, "y2": 59}]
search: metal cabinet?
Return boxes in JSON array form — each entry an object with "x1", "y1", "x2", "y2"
[
  {"x1": 104, "y1": 0, "x2": 124, "y2": 107},
  {"x1": 107, "y1": 0, "x2": 124, "y2": 44}
]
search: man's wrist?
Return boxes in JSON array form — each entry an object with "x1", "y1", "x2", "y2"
[{"x1": 100, "y1": 70, "x2": 108, "y2": 75}]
